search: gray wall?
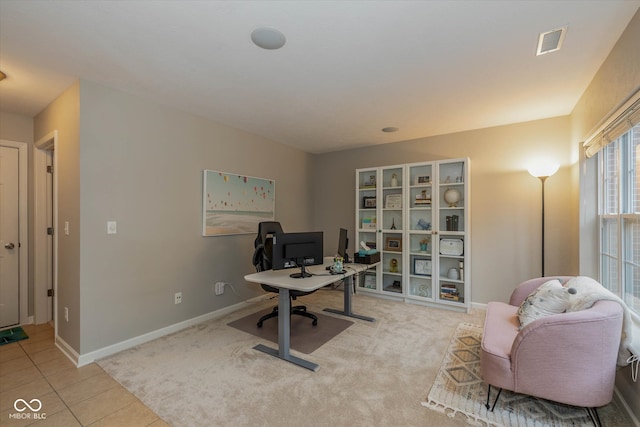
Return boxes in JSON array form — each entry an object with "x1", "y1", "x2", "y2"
[
  {"x1": 0, "y1": 111, "x2": 33, "y2": 142},
  {"x1": 34, "y1": 80, "x2": 312, "y2": 354},
  {"x1": 312, "y1": 116, "x2": 574, "y2": 305},
  {"x1": 35, "y1": 82, "x2": 82, "y2": 350}
]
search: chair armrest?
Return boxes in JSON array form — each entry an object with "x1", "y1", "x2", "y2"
[{"x1": 509, "y1": 276, "x2": 574, "y2": 306}]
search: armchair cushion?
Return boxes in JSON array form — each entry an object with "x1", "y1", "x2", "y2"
[{"x1": 516, "y1": 279, "x2": 575, "y2": 329}]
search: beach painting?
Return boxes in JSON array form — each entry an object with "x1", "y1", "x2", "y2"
[{"x1": 202, "y1": 170, "x2": 275, "y2": 236}]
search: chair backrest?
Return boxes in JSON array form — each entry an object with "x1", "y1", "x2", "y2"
[{"x1": 252, "y1": 221, "x2": 284, "y2": 272}]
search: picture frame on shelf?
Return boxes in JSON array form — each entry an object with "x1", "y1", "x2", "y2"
[
  {"x1": 385, "y1": 193, "x2": 402, "y2": 209},
  {"x1": 384, "y1": 236, "x2": 402, "y2": 251},
  {"x1": 415, "y1": 175, "x2": 430, "y2": 185},
  {"x1": 363, "y1": 196, "x2": 376, "y2": 208},
  {"x1": 414, "y1": 258, "x2": 432, "y2": 276},
  {"x1": 363, "y1": 273, "x2": 376, "y2": 289},
  {"x1": 388, "y1": 280, "x2": 402, "y2": 292}
]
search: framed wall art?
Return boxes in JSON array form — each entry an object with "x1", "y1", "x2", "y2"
[{"x1": 202, "y1": 170, "x2": 275, "y2": 236}]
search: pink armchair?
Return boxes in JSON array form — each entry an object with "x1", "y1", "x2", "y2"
[{"x1": 480, "y1": 277, "x2": 623, "y2": 425}]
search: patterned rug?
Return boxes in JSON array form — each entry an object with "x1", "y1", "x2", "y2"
[
  {"x1": 0, "y1": 326, "x2": 28, "y2": 346},
  {"x1": 422, "y1": 323, "x2": 594, "y2": 427}
]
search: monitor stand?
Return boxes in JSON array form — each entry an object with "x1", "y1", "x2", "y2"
[{"x1": 290, "y1": 261, "x2": 312, "y2": 279}]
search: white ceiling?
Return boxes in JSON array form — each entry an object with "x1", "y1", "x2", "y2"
[{"x1": 1, "y1": 1, "x2": 639, "y2": 153}]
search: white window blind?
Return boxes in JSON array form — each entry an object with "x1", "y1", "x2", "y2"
[{"x1": 585, "y1": 95, "x2": 640, "y2": 158}]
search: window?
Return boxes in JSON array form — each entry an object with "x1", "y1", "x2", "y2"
[{"x1": 599, "y1": 123, "x2": 640, "y2": 317}]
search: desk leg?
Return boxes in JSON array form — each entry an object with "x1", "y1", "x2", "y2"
[
  {"x1": 253, "y1": 288, "x2": 320, "y2": 372},
  {"x1": 323, "y1": 274, "x2": 375, "y2": 322}
]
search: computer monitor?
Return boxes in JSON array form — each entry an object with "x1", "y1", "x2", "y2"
[
  {"x1": 272, "y1": 231, "x2": 324, "y2": 278},
  {"x1": 337, "y1": 228, "x2": 350, "y2": 263}
]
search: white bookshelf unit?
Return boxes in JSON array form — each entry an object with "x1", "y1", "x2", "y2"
[{"x1": 355, "y1": 159, "x2": 470, "y2": 312}]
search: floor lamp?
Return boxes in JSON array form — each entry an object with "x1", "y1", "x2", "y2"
[{"x1": 528, "y1": 164, "x2": 559, "y2": 277}]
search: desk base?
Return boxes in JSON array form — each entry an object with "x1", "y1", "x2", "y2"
[
  {"x1": 322, "y1": 308, "x2": 375, "y2": 322},
  {"x1": 253, "y1": 344, "x2": 319, "y2": 372},
  {"x1": 324, "y1": 273, "x2": 376, "y2": 323}
]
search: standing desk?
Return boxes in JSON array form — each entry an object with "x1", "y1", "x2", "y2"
[{"x1": 244, "y1": 259, "x2": 378, "y2": 371}]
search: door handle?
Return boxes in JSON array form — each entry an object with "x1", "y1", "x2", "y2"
[{"x1": 4, "y1": 242, "x2": 15, "y2": 250}]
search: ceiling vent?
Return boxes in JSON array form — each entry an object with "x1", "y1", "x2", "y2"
[{"x1": 536, "y1": 27, "x2": 567, "y2": 56}]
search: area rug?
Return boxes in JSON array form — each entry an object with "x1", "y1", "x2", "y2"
[
  {"x1": 227, "y1": 307, "x2": 353, "y2": 354},
  {"x1": 422, "y1": 322, "x2": 593, "y2": 427},
  {"x1": 0, "y1": 326, "x2": 28, "y2": 346}
]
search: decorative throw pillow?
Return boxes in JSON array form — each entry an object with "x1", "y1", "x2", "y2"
[{"x1": 517, "y1": 279, "x2": 574, "y2": 329}]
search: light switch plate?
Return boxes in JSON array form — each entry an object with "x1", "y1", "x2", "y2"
[{"x1": 107, "y1": 221, "x2": 117, "y2": 234}]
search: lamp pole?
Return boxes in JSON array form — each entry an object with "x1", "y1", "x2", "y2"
[
  {"x1": 528, "y1": 164, "x2": 559, "y2": 278},
  {"x1": 537, "y1": 175, "x2": 548, "y2": 277}
]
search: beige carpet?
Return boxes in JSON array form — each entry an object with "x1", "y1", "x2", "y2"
[
  {"x1": 227, "y1": 307, "x2": 353, "y2": 354},
  {"x1": 97, "y1": 290, "x2": 629, "y2": 427}
]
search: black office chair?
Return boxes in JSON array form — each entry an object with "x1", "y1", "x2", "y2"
[{"x1": 252, "y1": 221, "x2": 318, "y2": 328}]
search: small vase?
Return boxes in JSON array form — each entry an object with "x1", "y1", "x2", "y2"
[{"x1": 420, "y1": 243, "x2": 428, "y2": 252}]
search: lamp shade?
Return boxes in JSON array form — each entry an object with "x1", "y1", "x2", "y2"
[{"x1": 528, "y1": 164, "x2": 559, "y2": 178}]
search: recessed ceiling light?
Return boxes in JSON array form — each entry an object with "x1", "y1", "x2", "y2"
[
  {"x1": 251, "y1": 27, "x2": 286, "y2": 50},
  {"x1": 382, "y1": 127, "x2": 399, "y2": 133},
  {"x1": 0, "y1": 71, "x2": 6, "y2": 81}
]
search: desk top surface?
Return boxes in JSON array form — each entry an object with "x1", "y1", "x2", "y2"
[{"x1": 244, "y1": 259, "x2": 377, "y2": 292}]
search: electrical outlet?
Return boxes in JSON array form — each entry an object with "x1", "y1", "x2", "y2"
[
  {"x1": 215, "y1": 282, "x2": 225, "y2": 295},
  {"x1": 64, "y1": 307, "x2": 69, "y2": 322},
  {"x1": 175, "y1": 292, "x2": 182, "y2": 304}
]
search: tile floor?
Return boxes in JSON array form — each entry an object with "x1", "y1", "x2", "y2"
[{"x1": 1, "y1": 324, "x2": 168, "y2": 426}]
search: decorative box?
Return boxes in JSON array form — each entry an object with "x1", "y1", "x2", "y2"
[{"x1": 355, "y1": 252, "x2": 381, "y2": 264}]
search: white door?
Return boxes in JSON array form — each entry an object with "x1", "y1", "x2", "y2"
[{"x1": 0, "y1": 146, "x2": 20, "y2": 327}]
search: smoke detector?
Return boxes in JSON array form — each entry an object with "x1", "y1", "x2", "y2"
[{"x1": 536, "y1": 27, "x2": 567, "y2": 56}]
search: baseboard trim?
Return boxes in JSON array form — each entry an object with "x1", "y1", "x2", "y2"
[
  {"x1": 470, "y1": 301, "x2": 487, "y2": 311},
  {"x1": 55, "y1": 335, "x2": 80, "y2": 366},
  {"x1": 75, "y1": 296, "x2": 268, "y2": 367},
  {"x1": 614, "y1": 387, "x2": 640, "y2": 427}
]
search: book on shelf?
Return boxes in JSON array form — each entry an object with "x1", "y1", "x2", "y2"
[
  {"x1": 440, "y1": 293, "x2": 460, "y2": 301},
  {"x1": 362, "y1": 217, "x2": 377, "y2": 229},
  {"x1": 440, "y1": 284, "x2": 458, "y2": 295}
]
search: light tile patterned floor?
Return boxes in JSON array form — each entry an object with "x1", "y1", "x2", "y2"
[{"x1": 0, "y1": 324, "x2": 168, "y2": 426}]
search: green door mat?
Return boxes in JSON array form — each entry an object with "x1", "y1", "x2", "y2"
[{"x1": 0, "y1": 327, "x2": 29, "y2": 346}]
